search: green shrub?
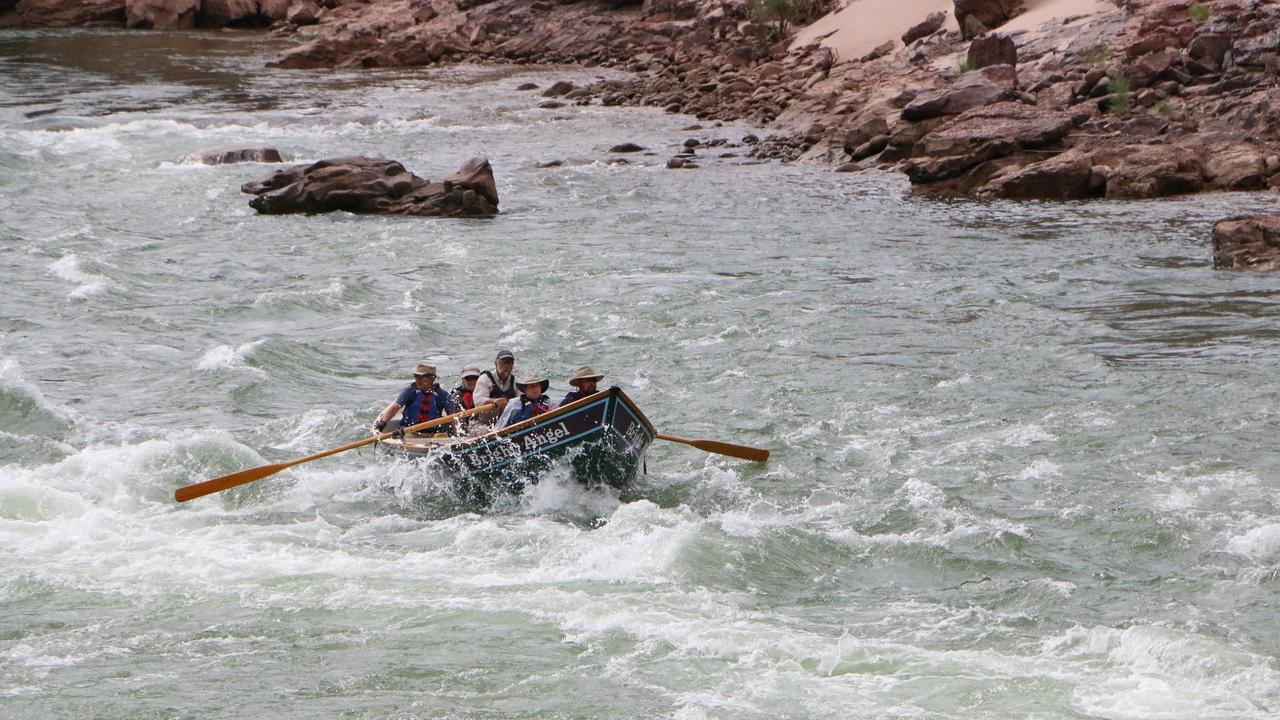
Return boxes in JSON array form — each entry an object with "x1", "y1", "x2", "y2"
[
  {"x1": 956, "y1": 57, "x2": 977, "y2": 74},
  {"x1": 750, "y1": 0, "x2": 826, "y2": 40},
  {"x1": 1108, "y1": 72, "x2": 1132, "y2": 115},
  {"x1": 1082, "y1": 44, "x2": 1110, "y2": 66},
  {"x1": 1188, "y1": 3, "x2": 1210, "y2": 23},
  {"x1": 1154, "y1": 99, "x2": 1174, "y2": 115}
]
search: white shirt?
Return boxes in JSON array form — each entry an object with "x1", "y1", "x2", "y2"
[{"x1": 472, "y1": 369, "x2": 514, "y2": 406}]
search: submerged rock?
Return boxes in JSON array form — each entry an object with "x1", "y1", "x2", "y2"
[
  {"x1": 241, "y1": 156, "x2": 499, "y2": 217},
  {"x1": 190, "y1": 147, "x2": 282, "y2": 165}
]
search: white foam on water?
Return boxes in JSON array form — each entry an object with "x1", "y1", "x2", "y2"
[
  {"x1": 251, "y1": 277, "x2": 345, "y2": 307},
  {"x1": 932, "y1": 422, "x2": 1056, "y2": 463},
  {"x1": 1225, "y1": 522, "x2": 1280, "y2": 560},
  {"x1": 1015, "y1": 459, "x2": 1061, "y2": 481},
  {"x1": 47, "y1": 254, "x2": 110, "y2": 299},
  {"x1": 0, "y1": 357, "x2": 72, "y2": 421},
  {"x1": 898, "y1": 478, "x2": 945, "y2": 510},
  {"x1": 195, "y1": 339, "x2": 267, "y2": 374},
  {"x1": 1045, "y1": 624, "x2": 1280, "y2": 720},
  {"x1": 517, "y1": 468, "x2": 622, "y2": 518}
]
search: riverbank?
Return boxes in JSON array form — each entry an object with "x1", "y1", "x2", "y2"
[{"x1": 4, "y1": 0, "x2": 1279, "y2": 201}]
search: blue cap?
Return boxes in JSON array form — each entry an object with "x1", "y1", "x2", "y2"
[{"x1": 495, "y1": 349, "x2": 515, "y2": 360}]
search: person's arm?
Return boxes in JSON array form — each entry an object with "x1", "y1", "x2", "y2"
[
  {"x1": 372, "y1": 386, "x2": 413, "y2": 433},
  {"x1": 372, "y1": 400, "x2": 401, "y2": 433},
  {"x1": 494, "y1": 399, "x2": 518, "y2": 429},
  {"x1": 472, "y1": 374, "x2": 508, "y2": 414}
]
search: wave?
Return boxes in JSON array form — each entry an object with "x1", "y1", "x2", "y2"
[
  {"x1": 195, "y1": 339, "x2": 267, "y2": 375},
  {"x1": 47, "y1": 254, "x2": 110, "y2": 299}
]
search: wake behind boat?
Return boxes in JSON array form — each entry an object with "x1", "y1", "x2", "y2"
[{"x1": 375, "y1": 386, "x2": 655, "y2": 503}]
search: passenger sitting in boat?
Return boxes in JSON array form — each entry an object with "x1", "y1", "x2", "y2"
[
  {"x1": 450, "y1": 364, "x2": 482, "y2": 411},
  {"x1": 561, "y1": 366, "x2": 606, "y2": 405},
  {"x1": 371, "y1": 363, "x2": 460, "y2": 435},
  {"x1": 495, "y1": 373, "x2": 557, "y2": 429},
  {"x1": 472, "y1": 349, "x2": 518, "y2": 417}
]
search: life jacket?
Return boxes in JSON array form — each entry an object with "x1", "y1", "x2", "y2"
[
  {"x1": 509, "y1": 394, "x2": 553, "y2": 425},
  {"x1": 561, "y1": 385, "x2": 605, "y2": 406},
  {"x1": 451, "y1": 384, "x2": 475, "y2": 410},
  {"x1": 399, "y1": 383, "x2": 453, "y2": 427},
  {"x1": 481, "y1": 369, "x2": 517, "y2": 399}
]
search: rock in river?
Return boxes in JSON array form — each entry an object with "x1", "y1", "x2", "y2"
[{"x1": 241, "y1": 156, "x2": 499, "y2": 217}]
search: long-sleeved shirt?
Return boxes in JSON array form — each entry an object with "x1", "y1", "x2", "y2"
[{"x1": 472, "y1": 369, "x2": 515, "y2": 406}]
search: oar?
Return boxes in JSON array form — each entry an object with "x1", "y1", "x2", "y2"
[
  {"x1": 655, "y1": 433, "x2": 769, "y2": 462},
  {"x1": 174, "y1": 406, "x2": 490, "y2": 503}
]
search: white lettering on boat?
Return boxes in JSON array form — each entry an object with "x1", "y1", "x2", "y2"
[
  {"x1": 522, "y1": 422, "x2": 570, "y2": 452},
  {"x1": 460, "y1": 422, "x2": 572, "y2": 470},
  {"x1": 623, "y1": 421, "x2": 646, "y2": 448}
]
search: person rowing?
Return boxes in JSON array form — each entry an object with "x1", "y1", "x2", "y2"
[
  {"x1": 472, "y1": 348, "x2": 517, "y2": 418},
  {"x1": 371, "y1": 363, "x2": 460, "y2": 435}
]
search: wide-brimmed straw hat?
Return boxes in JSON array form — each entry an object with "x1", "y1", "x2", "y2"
[
  {"x1": 515, "y1": 373, "x2": 550, "y2": 394},
  {"x1": 460, "y1": 364, "x2": 482, "y2": 379},
  {"x1": 412, "y1": 363, "x2": 437, "y2": 377},
  {"x1": 568, "y1": 366, "x2": 606, "y2": 387}
]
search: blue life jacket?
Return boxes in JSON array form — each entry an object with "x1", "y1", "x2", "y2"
[
  {"x1": 560, "y1": 390, "x2": 586, "y2": 406},
  {"x1": 396, "y1": 382, "x2": 457, "y2": 427},
  {"x1": 509, "y1": 394, "x2": 553, "y2": 425}
]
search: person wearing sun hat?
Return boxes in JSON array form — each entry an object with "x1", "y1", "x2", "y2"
[
  {"x1": 560, "y1": 366, "x2": 606, "y2": 405},
  {"x1": 450, "y1": 364, "x2": 483, "y2": 411},
  {"x1": 472, "y1": 348, "x2": 518, "y2": 417},
  {"x1": 495, "y1": 372, "x2": 557, "y2": 429},
  {"x1": 372, "y1": 362, "x2": 459, "y2": 434}
]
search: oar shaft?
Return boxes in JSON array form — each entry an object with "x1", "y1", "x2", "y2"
[
  {"x1": 655, "y1": 433, "x2": 769, "y2": 462},
  {"x1": 174, "y1": 405, "x2": 487, "y2": 503}
]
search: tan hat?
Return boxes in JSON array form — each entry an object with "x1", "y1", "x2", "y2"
[
  {"x1": 515, "y1": 373, "x2": 550, "y2": 394},
  {"x1": 460, "y1": 364, "x2": 482, "y2": 379},
  {"x1": 568, "y1": 366, "x2": 605, "y2": 387},
  {"x1": 413, "y1": 363, "x2": 437, "y2": 376}
]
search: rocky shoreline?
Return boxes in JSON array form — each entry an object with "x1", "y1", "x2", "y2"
[{"x1": 5, "y1": 0, "x2": 1279, "y2": 259}]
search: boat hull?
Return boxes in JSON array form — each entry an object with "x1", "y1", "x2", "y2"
[{"x1": 376, "y1": 386, "x2": 655, "y2": 504}]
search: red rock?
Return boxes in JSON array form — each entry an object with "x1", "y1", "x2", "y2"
[
  {"x1": 125, "y1": 0, "x2": 196, "y2": 28},
  {"x1": 1213, "y1": 215, "x2": 1280, "y2": 271},
  {"x1": 902, "y1": 11, "x2": 947, "y2": 45},
  {"x1": 242, "y1": 157, "x2": 499, "y2": 217},
  {"x1": 905, "y1": 102, "x2": 1075, "y2": 182},
  {"x1": 8, "y1": 0, "x2": 124, "y2": 26},
  {"x1": 967, "y1": 33, "x2": 1016, "y2": 70},
  {"x1": 976, "y1": 149, "x2": 1094, "y2": 199},
  {"x1": 901, "y1": 64, "x2": 1018, "y2": 121}
]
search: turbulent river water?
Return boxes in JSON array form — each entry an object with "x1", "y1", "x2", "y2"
[{"x1": 3, "y1": 29, "x2": 1280, "y2": 720}]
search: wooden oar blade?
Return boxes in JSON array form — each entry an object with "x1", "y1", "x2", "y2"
[
  {"x1": 688, "y1": 439, "x2": 770, "y2": 462},
  {"x1": 174, "y1": 463, "x2": 287, "y2": 503}
]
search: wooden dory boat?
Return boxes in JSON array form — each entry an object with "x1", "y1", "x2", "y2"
[{"x1": 375, "y1": 386, "x2": 655, "y2": 503}]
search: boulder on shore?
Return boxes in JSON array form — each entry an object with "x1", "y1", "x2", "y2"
[{"x1": 241, "y1": 156, "x2": 499, "y2": 217}]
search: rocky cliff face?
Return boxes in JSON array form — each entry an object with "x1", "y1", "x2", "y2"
[{"x1": 4, "y1": 0, "x2": 1278, "y2": 202}]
